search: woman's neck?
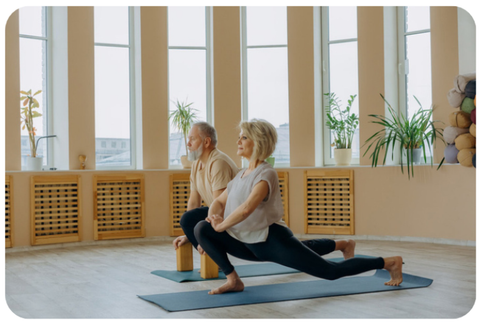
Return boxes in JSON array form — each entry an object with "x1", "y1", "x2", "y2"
[{"x1": 247, "y1": 159, "x2": 264, "y2": 170}]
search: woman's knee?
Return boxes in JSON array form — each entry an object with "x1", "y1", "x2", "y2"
[
  {"x1": 193, "y1": 220, "x2": 212, "y2": 239},
  {"x1": 180, "y1": 208, "x2": 205, "y2": 228}
]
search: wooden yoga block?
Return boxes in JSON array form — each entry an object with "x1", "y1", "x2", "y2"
[
  {"x1": 201, "y1": 253, "x2": 219, "y2": 279},
  {"x1": 176, "y1": 242, "x2": 193, "y2": 272}
]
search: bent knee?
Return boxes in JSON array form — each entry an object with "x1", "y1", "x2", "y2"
[{"x1": 193, "y1": 220, "x2": 212, "y2": 239}]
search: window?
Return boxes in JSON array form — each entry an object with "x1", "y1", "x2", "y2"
[
  {"x1": 321, "y1": 6, "x2": 359, "y2": 165},
  {"x1": 398, "y1": 6, "x2": 432, "y2": 119},
  {"x1": 111, "y1": 142, "x2": 117, "y2": 148},
  {"x1": 168, "y1": 7, "x2": 212, "y2": 167},
  {"x1": 94, "y1": 7, "x2": 135, "y2": 169},
  {"x1": 241, "y1": 6, "x2": 290, "y2": 166},
  {"x1": 19, "y1": 7, "x2": 50, "y2": 169}
]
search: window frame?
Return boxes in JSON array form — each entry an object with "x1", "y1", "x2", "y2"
[
  {"x1": 94, "y1": 6, "x2": 137, "y2": 170},
  {"x1": 240, "y1": 6, "x2": 290, "y2": 168},
  {"x1": 167, "y1": 6, "x2": 213, "y2": 169},
  {"x1": 321, "y1": 6, "x2": 360, "y2": 166},
  {"x1": 397, "y1": 6, "x2": 433, "y2": 163},
  {"x1": 19, "y1": 6, "x2": 54, "y2": 170}
]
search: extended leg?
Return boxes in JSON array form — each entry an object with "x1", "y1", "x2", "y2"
[
  {"x1": 301, "y1": 238, "x2": 356, "y2": 259},
  {"x1": 248, "y1": 224, "x2": 386, "y2": 281}
]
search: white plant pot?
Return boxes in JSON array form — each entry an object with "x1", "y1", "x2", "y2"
[
  {"x1": 180, "y1": 155, "x2": 193, "y2": 169},
  {"x1": 27, "y1": 156, "x2": 43, "y2": 171},
  {"x1": 403, "y1": 148, "x2": 423, "y2": 164},
  {"x1": 334, "y1": 148, "x2": 352, "y2": 166}
]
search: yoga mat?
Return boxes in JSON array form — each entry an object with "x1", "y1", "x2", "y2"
[
  {"x1": 151, "y1": 255, "x2": 374, "y2": 282},
  {"x1": 139, "y1": 269, "x2": 433, "y2": 312}
]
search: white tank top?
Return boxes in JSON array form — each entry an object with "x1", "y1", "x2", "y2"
[{"x1": 224, "y1": 162, "x2": 286, "y2": 243}]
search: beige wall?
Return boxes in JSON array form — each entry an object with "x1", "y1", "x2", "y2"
[
  {"x1": 68, "y1": 7, "x2": 96, "y2": 170},
  {"x1": 6, "y1": 164, "x2": 475, "y2": 247},
  {"x1": 4, "y1": 7, "x2": 475, "y2": 247}
]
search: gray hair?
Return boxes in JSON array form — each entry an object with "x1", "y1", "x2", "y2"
[{"x1": 193, "y1": 121, "x2": 218, "y2": 147}]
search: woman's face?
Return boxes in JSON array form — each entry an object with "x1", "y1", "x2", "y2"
[{"x1": 237, "y1": 130, "x2": 254, "y2": 160}]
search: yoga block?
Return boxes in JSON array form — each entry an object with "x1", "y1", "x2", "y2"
[
  {"x1": 200, "y1": 254, "x2": 219, "y2": 279},
  {"x1": 458, "y1": 148, "x2": 476, "y2": 167},
  {"x1": 455, "y1": 133, "x2": 476, "y2": 150},
  {"x1": 449, "y1": 111, "x2": 471, "y2": 128},
  {"x1": 443, "y1": 126, "x2": 469, "y2": 144},
  {"x1": 176, "y1": 242, "x2": 194, "y2": 272}
]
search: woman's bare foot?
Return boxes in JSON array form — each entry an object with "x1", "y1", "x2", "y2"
[
  {"x1": 208, "y1": 270, "x2": 244, "y2": 295},
  {"x1": 341, "y1": 239, "x2": 356, "y2": 259},
  {"x1": 383, "y1": 256, "x2": 403, "y2": 286}
]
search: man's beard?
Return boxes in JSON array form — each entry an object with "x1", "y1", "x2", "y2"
[{"x1": 187, "y1": 144, "x2": 203, "y2": 161}]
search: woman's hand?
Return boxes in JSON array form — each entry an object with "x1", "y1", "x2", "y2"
[{"x1": 206, "y1": 214, "x2": 225, "y2": 232}]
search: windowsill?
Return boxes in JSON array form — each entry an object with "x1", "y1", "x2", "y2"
[{"x1": 5, "y1": 162, "x2": 462, "y2": 173}]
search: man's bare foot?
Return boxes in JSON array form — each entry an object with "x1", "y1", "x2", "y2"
[
  {"x1": 208, "y1": 271, "x2": 244, "y2": 295},
  {"x1": 341, "y1": 239, "x2": 356, "y2": 259},
  {"x1": 383, "y1": 256, "x2": 403, "y2": 286}
]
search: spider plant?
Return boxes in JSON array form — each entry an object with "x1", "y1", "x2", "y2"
[
  {"x1": 168, "y1": 99, "x2": 198, "y2": 156},
  {"x1": 363, "y1": 94, "x2": 445, "y2": 179},
  {"x1": 324, "y1": 93, "x2": 359, "y2": 149}
]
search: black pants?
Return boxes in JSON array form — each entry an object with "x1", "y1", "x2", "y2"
[
  {"x1": 180, "y1": 207, "x2": 336, "y2": 256},
  {"x1": 194, "y1": 221, "x2": 385, "y2": 279}
]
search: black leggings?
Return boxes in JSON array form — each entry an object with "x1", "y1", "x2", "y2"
[
  {"x1": 194, "y1": 221, "x2": 385, "y2": 279},
  {"x1": 180, "y1": 208, "x2": 336, "y2": 256}
]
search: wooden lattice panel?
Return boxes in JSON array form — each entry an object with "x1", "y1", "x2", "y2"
[
  {"x1": 170, "y1": 171, "x2": 290, "y2": 236},
  {"x1": 170, "y1": 173, "x2": 191, "y2": 237},
  {"x1": 304, "y1": 170, "x2": 354, "y2": 235},
  {"x1": 94, "y1": 175, "x2": 145, "y2": 240},
  {"x1": 277, "y1": 171, "x2": 290, "y2": 226},
  {"x1": 31, "y1": 175, "x2": 82, "y2": 246},
  {"x1": 5, "y1": 175, "x2": 13, "y2": 248}
]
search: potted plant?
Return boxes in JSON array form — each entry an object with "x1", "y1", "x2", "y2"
[
  {"x1": 324, "y1": 93, "x2": 359, "y2": 165},
  {"x1": 363, "y1": 94, "x2": 445, "y2": 179},
  {"x1": 168, "y1": 98, "x2": 198, "y2": 168},
  {"x1": 266, "y1": 155, "x2": 275, "y2": 167},
  {"x1": 20, "y1": 89, "x2": 43, "y2": 170}
]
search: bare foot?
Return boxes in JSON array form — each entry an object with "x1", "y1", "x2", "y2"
[
  {"x1": 208, "y1": 271, "x2": 244, "y2": 295},
  {"x1": 341, "y1": 239, "x2": 356, "y2": 259},
  {"x1": 383, "y1": 256, "x2": 403, "y2": 286}
]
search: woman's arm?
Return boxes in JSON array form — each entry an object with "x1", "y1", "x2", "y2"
[
  {"x1": 207, "y1": 180, "x2": 269, "y2": 232},
  {"x1": 208, "y1": 188, "x2": 229, "y2": 218}
]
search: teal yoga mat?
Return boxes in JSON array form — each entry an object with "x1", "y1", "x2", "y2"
[
  {"x1": 139, "y1": 270, "x2": 433, "y2": 312},
  {"x1": 151, "y1": 255, "x2": 374, "y2": 282}
]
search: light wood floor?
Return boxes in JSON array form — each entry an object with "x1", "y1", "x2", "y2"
[{"x1": 4, "y1": 238, "x2": 477, "y2": 319}]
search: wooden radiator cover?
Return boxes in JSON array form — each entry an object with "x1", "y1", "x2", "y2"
[
  {"x1": 31, "y1": 175, "x2": 81, "y2": 246},
  {"x1": 94, "y1": 174, "x2": 145, "y2": 241},
  {"x1": 5, "y1": 175, "x2": 13, "y2": 248},
  {"x1": 304, "y1": 169, "x2": 354, "y2": 235},
  {"x1": 170, "y1": 171, "x2": 290, "y2": 237}
]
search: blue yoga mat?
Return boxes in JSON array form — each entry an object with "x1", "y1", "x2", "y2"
[
  {"x1": 151, "y1": 255, "x2": 374, "y2": 282},
  {"x1": 139, "y1": 270, "x2": 433, "y2": 312}
]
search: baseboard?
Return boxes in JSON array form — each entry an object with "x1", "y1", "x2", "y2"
[{"x1": 5, "y1": 234, "x2": 475, "y2": 254}]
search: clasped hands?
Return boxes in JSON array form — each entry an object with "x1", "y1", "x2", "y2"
[{"x1": 206, "y1": 213, "x2": 225, "y2": 232}]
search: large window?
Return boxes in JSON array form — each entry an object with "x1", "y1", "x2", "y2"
[
  {"x1": 241, "y1": 6, "x2": 290, "y2": 166},
  {"x1": 322, "y1": 6, "x2": 359, "y2": 165},
  {"x1": 168, "y1": 7, "x2": 211, "y2": 166},
  {"x1": 399, "y1": 6, "x2": 432, "y2": 119},
  {"x1": 94, "y1": 7, "x2": 135, "y2": 168},
  {"x1": 19, "y1": 7, "x2": 50, "y2": 169}
]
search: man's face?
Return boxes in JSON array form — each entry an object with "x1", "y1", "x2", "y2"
[{"x1": 187, "y1": 126, "x2": 204, "y2": 161}]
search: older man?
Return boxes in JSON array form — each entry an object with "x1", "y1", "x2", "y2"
[{"x1": 173, "y1": 122, "x2": 239, "y2": 254}]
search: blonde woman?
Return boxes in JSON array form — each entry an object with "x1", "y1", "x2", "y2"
[{"x1": 194, "y1": 119, "x2": 403, "y2": 295}]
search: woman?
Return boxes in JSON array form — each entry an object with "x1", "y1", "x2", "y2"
[{"x1": 194, "y1": 119, "x2": 403, "y2": 295}]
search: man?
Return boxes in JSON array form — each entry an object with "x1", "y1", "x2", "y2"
[
  {"x1": 173, "y1": 121, "x2": 357, "y2": 260},
  {"x1": 173, "y1": 122, "x2": 239, "y2": 254}
]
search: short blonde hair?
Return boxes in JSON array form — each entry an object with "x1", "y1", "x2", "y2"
[{"x1": 239, "y1": 119, "x2": 277, "y2": 161}]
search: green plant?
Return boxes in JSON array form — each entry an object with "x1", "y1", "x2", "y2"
[
  {"x1": 168, "y1": 99, "x2": 198, "y2": 156},
  {"x1": 363, "y1": 94, "x2": 445, "y2": 179},
  {"x1": 324, "y1": 93, "x2": 359, "y2": 149},
  {"x1": 20, "y1": 89, "x2": 43, "y2": 157}
]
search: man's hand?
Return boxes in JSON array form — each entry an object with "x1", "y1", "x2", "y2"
[
  {"x1": 206, "y1": 214, "x2": 225, "y2": 232},
  {"x1": 197, "y1": 244, "x2": 206, "y2": 255},
  {"x1": 173, "y1": 235, "x2": 189, "y2": 250}
]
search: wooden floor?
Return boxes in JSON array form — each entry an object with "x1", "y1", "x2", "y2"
[{"x1": 4, "y1": 238, "x2": 477, "y2": 319}]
